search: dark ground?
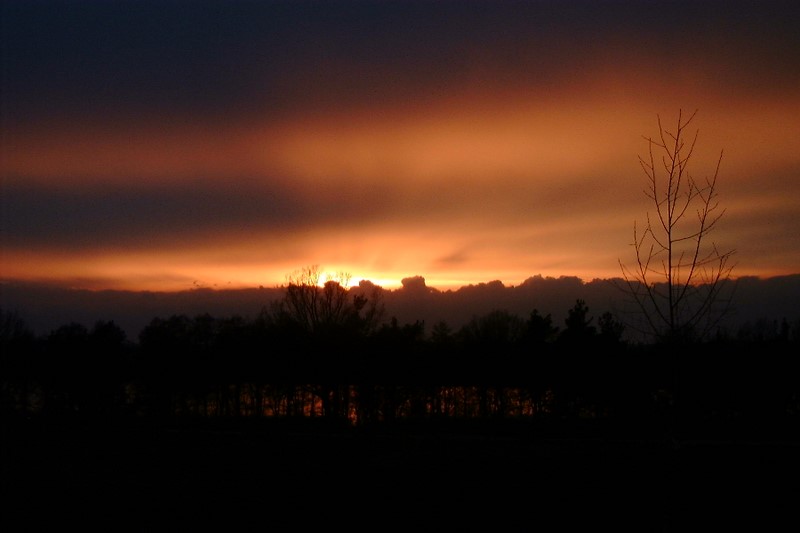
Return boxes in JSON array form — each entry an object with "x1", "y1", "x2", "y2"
[{"x1": 2, "y1": 417, "x2": 799, "y2": 532}]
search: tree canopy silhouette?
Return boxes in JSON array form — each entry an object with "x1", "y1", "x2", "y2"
[{"x1": 270, "y1": 265, "x2": 384, "y2": 341}]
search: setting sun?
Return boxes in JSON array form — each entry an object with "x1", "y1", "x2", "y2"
[{"x1": 2, "y1": 0, "x2": 798, "y2": 293}]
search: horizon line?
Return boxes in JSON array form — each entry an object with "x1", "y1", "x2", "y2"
[{"x1": 2, "y1": 271, "x2": 798, "y2": 295}]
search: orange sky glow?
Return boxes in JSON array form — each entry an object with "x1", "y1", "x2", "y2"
[{"x1": 2, "y1": 1, "x2": 799, "y2": 292}]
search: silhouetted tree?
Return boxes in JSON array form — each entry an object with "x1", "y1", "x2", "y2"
[
  {"x1": 86, "y1": 320, "x2": 129, "y2": 417},
  {"x1": 0, "y1": 308, "x2": 34, "y2": 347},
  {"x1": 430, "y1": 320, "x2": 453, "y2": 345},
  {"x1": 272, "y1": 265, "x2": 384, "y2": 341},
  {"x1": 618, "y1": 109, "x2": 736, "y2": 343},
  {"x1": 138, "y1": 315, "x2": 195, "y2": 417},
  {"x1": 44, "y1": 322, "x2": 90, "y2": 416},
  {"x1": 598, "y1": 311, "x2": 626, "y2": 347},
  {"x1": 0, "y1": 309, "x2": 38, "y2": 415},
  {"x1": 559, "y1": 299, "x2": 596, "y2": 345},
  {"x1": 270, "y1": 266, "x2": 386, "y2": 420},
  {"x1": 457, "y1": 310, "x2": 525, "y2": 416},
  {"x1": 548, "y1": 300, "x2": 600, "y2": 417},
  {"x1": 458, "y1": 309, "x2": 525, "y2": 349},
  {"x1": 522, "y1": 309, "x2": 559, "y2": 346}
]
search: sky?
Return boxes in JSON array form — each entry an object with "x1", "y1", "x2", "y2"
[{"x1": 2, "y1": 0, "x2": 799, "y2": 292}]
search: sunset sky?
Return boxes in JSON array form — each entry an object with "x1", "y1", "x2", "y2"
[{"x1": 3, "y1": 0, "x2": 799, "y2": 292}]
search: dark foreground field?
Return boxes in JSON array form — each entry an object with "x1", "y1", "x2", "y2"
[{"x1": 3, "y1": 418, "x2": 799, "y2": 532}]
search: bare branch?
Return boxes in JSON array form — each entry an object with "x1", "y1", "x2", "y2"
[{"x1": 618, "y1": 110, "x2": 735, "y2": 342}]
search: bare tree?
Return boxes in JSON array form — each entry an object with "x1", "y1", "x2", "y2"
[
  {"x1": 275, "y1": 264, "x2": 384, "y2": 337},
  {"x1": 618, "y1": 109, "x2": 736, "y2": 343},
  {"x1": 272, "y1": 265, "x2": 385, "y2": 420}
]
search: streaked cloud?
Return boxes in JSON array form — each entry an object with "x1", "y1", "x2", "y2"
[{"x1": 2, "y1": 1, "x2": 798, "y2": 291}]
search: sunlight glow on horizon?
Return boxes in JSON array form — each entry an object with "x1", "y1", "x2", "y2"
[
  {"x1": 3, "y1": 241, "x2": 797, "y2": 294},
  {"x1": 3, "y1": 3, "x2": 799, "y2": 293}
]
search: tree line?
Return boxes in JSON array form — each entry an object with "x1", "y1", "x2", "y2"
[{"x1": 2, "y1": 277, "x2": 798, "y2": 439}]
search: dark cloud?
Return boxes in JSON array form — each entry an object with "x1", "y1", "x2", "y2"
[
  {"x1": 1, "y1": 178, "x2": 392, "y2": 250},
  {"x1": 0, "y1": 166, "x2": 626, "y2": 253},
  {"x1": 2, "y1": 0, "x2": 798, "y2": 288},
  {"x1": 435, "y1": 249, "x2": 471, "y2": 267},
  {"x1": 5, "y1": 0, "x2": 797, "y2": 129}
]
